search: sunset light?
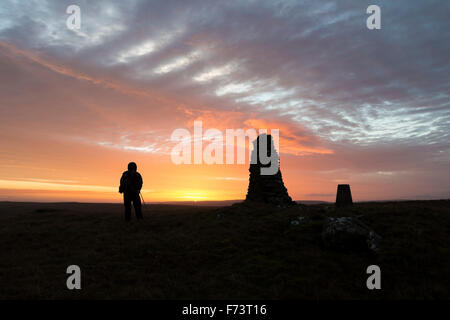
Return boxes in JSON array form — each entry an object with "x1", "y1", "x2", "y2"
[{"x1": 0, "y1": 1, "x2": 448, "y2": 204}]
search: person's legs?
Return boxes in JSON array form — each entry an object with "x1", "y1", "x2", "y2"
[
  {"x1": 133, "y1": 192, "x2": 143, "y2": 219},
  {"x1": 123, "y1": 193, "x2": 132, "y2": 221}
]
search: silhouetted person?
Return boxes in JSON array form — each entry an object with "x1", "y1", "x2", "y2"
[{"x1": 119, "y1": 162, "x2": 143, "y2": 221}]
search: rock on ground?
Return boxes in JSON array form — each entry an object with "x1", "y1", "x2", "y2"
[{"x1": 321, "y1": 217, "x2": 381, "y2": 252}]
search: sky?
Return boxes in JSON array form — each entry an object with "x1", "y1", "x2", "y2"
[{"x1": 0, "y1": 0, "x2": 449, "y2": 203}]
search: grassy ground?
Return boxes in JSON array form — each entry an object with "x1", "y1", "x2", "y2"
[{"x1": 0, "y1": 200, "x2": 449, "y2": 299}]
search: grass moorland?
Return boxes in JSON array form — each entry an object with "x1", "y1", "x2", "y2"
[{"x1": 0, "y1": 200, "x2": 449, "y2": 299}]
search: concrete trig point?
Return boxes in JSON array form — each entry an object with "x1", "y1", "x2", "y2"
[{"x1": 335, "y1": 184, "x2": 353, "y2": 207}]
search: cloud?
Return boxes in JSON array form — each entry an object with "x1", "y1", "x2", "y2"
[{"x1": 0, "y1": 0, "x2": 449, "y2": 201}]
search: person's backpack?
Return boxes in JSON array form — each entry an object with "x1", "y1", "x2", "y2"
[{"x1": 119, "y1": 171, "x2": 142, "y2": 194}]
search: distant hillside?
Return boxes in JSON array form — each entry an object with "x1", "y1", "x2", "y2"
[
  {"x1": 295, "y1": 200, "x2": 331, "y2": 205},
  {"x1": 152, "y1": 200, "x2": 331, "y2": 206},
  {"x1": 153, "y1": 200, "x2": 244, "y2": 206}
]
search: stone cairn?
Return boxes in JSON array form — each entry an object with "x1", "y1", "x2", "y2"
[
  {"x1": 335, "y1": 184, "x2": 353, "y2": 207},
  {"x1": 245, "y1": 134, "x2": 294, "y2": 206}
]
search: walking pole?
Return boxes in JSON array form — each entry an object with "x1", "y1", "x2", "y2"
[
  {"x1": 140, "y1": 192, "x2": 146, "y2": 208},
  {"x1": 139, "y1": 192, "x2": 147, "y2": 220}
]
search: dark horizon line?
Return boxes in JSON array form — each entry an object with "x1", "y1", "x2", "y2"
[{"x1": 0, "y1": 198, "x2": 449, "y2": 206}]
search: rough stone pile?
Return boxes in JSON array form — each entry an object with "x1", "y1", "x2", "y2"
[{"x1": 245, "y1": 134, "x2": 294, "y2": 207}]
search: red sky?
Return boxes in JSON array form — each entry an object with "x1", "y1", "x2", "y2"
[{"x1": 0, "y1": 1, "x2": 449, "y2": 203}]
